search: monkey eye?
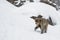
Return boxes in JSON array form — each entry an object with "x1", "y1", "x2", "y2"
[
  {"x1": 35, "y1": 20, "x2": 38, "y2": 22},
  {"x1": 39, "y1": 20, "x2": 41, "y2": 21}
]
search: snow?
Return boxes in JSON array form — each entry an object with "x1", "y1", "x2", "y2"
[{"x1": 0, "y1": 0, "x2": 60, "y2": 40}]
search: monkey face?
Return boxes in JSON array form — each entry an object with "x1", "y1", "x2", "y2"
[
  {"x1": 35, "y1": 18, "x2": 42, "y2": 25},
  {"x1": 30, "y1": 15, "x2": 43, "y2": 26}
]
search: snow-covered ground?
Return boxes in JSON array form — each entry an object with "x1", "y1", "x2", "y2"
[{"x1": 0, "y1": 0, "x2": 60, "y2": 40}]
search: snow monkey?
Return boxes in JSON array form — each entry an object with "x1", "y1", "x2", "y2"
[{"x1": 30, "y1": 15, "x2": 49, "y2": 34}]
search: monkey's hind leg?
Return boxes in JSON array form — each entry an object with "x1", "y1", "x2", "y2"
[
  {"x1": 41, "y1": 27, "x2": 44, "y2": 34},
  {"x1": 44, "y1": 26, "x2": 48, "y2": 33},
  {"x1": 41, "y1": 29, "x2": 44, "y2": 34}
]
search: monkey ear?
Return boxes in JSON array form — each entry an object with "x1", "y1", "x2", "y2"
[
  {"x1": 38, "y1": 15, "x2": 43, "y2": 18},
  {"x1": 30, "y1": 16, "x2": 37, "y2": 19}
]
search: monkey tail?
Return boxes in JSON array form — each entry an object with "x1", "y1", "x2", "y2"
[{"x1": 47, "y1": 16, "x2": 56, "y2": 26}]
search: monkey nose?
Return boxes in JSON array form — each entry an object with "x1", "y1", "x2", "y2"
[
  {"x1": 35, "y1": 23, "x2": 37, "y2": 24},
  {"x1": 35, "y1": 23, "x2": 39, "y2": 25}
]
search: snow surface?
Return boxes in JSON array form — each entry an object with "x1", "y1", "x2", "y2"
[{"x1": 0, "y1": 0, "x2": 60, "y2": 40}]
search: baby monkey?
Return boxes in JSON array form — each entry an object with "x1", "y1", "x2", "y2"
[{"x1": 31, "y1": 15, "x2": 49, "y2": 34}]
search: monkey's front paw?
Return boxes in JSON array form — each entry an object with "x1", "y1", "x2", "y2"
[
  {"x1": 44, "y1": 31, "x2": 47, "y2": 33},
  {"x1": 41, "y1": 32, "x2": 43, "y2": 34}
]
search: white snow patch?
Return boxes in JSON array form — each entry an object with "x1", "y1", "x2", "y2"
[{"x1": 0, "y1": 0, "x2": 60, "y2": 40}]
